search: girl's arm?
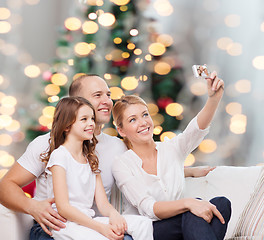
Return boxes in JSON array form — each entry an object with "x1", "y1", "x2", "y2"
[
  {"x1": 94, "y1": 174, "x2": 127, "y2": 236},
  {"x1": 50, "y1": 166, "x2": 123, "y2": 240},
  {"x1": 184, "y1": 166, "x2": 216, "y2": 177},
  {"x1": 197, "y1": 71, "x2": 224, "y2": 130}
]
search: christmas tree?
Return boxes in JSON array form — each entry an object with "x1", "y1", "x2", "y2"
[{"x1": 26, "y1": 0, "x2": 186, "y2": 145}]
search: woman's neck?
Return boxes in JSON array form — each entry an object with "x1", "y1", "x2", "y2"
[
  {"x1": 132, "y1": 140, "x2": 158, "y2": 175},
  {"x1": 131, "y1": 140, "x2": 156, "y2": 160}
]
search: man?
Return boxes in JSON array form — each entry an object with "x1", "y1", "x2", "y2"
[{"x1": 0, "y1": 74, "x2": 132, "y2": 240}]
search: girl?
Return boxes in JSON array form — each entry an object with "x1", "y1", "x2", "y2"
[
  {"x1": 42, "y1": 96, "x2": 153, "y2": 240},
  {"x1": 112, "y1": 72, "x2": 231, "y2": 240}
]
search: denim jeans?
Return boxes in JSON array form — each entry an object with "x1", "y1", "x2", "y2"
[
  {"x1": 153, "y1": 196, "x2": 232, "y2": 240},
  {"x1": 30, "y1": 221, "x2": 134, "y2": 240}
]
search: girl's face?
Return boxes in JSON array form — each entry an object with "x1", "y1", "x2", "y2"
[
  {"x1": 68, "y1": 105, "x2": 95, "y2": 141},
  {"x1": 117, "y1": 103, "x2": 154, "y2": 146}
]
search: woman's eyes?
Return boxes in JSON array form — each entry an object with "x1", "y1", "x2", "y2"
[
  {"x1": 143, "y1": 113, "x2": 149, "y2": 117},
  {"x1": 129, "y1": 118, "x2": 136, "y2": 123}
]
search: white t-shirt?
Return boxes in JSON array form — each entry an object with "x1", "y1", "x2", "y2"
[
  {"x1": 17, "y1": 132, "x2": 127, "y2": 202},
  {"x1": 46, "y1": 145, "x2": 96, "y2": 218},
  {"x1": 112, "y1": 117, "x2": 209, "y2": 220}
]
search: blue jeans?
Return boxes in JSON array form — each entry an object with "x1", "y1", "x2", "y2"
[
  {"x1": 153, "y1": 197, "x2": 231, "y2": 240},
  {"x1": 30, "y1": 221, "x2": 133, "y2": 240}
]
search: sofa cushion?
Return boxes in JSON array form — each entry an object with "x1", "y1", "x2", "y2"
[
  {"x1": 184, "y1": 166, "x2": 263, "y2": 239},
  {"x1": 230, "y1": 168, "x2": 264, "y2": 239}
]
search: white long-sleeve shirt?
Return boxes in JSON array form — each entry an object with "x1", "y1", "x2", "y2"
[{"x1": 112, "y1": 116, "x2": 209, "y2": 220}]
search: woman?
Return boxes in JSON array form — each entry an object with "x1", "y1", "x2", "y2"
[{"x1": 112, "y1": 71, "x2": 231, "y2": 240}]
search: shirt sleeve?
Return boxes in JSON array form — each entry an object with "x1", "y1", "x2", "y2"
[
  {"x1": 167, "y1": 116, "x2": 209, "y2": 160},
  {"x1": 46, "y1": 149, "x2": 68, "y2": 174},
  {"x1": 17, "y1": 134, "x2": 50, "y2": 177},
  {"x1": 112, "y1": 156, "x2": 160, "y2": 220}
]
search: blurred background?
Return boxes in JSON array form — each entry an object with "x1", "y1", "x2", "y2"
[{"x1": 1, "y1": 0, "x2": 264, "y2": 181}]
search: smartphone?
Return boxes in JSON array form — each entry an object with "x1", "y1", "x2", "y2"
[{"x1": 192, "y1": 65, "x2": 210, "y2": 78}]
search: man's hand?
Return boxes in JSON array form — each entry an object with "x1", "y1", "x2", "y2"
[{"x1": 28, "y1": 198, "x2": 66, "y2": 236}]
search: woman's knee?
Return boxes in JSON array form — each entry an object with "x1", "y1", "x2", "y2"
[{"x1": 210, "y1": 196, "x2": 231, "y2": 221}]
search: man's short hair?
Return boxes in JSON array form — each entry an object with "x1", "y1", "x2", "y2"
[{"x1": 69, "y1": 74, "x2": 101, "y2": 97}]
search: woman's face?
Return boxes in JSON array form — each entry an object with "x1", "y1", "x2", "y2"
[{"x1": 118, "y1": 103, "x2": 154, "y2": 146}]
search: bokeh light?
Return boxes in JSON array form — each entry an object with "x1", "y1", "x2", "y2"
[
  {"x1": 235, "y1": 79, "x2": 251, "y2": 93},
  {"x1": 225, "y1": 14, "x2": 241, "y2": 28},
  {"x1": 230, "y1": 114, "x2": 247, "y2": 134},
  {"x1": 154, "y1": 61, "x2": 171, "y2": 75},
  {"x1": 225, "y1": 102, "x2": 242, "y2": 116},
  {"x1": 110, "y1": 87, "x2": 124, "y2": 100},
  {"x1": 0, "y1": 8, "x2": 11, "y2": 20},
  {"x1": 252, "y1": 56, "x2": 264, "y2": 70},
  {"x1": 121, "y1": 76, "x2": 138, "y2": 91},
  {"x1": 0, "y1": 134, "x2": 12, "y2": 146},
  {"x1": 82, "y1": 21, "x2": 99, "y2": 34},
  {"x1": 43, "y1": 106, "x2": 55, "y2": 118},
  {"x1": 160, "y1": 131, "x2": 176, "y2": 142},
  {"x1": 64, "y1": 17, "x2": 82, "y2": 31},
  {"x1": 74, "y1": 42, "x2": 91, "y2": 56},
  {"x1": 147, "y1": 103, "x2": 159, "y2": 116},
  {"x1": 98, "y1": 13, "x2": 116, "y2": 27},
  {"x1": 153, "y1": 126, "x2": 163, "y2": 135},
  {"x1": 184, "y1": 154, "x2": 195, "y2": 166},
  {"x1": 165, "y1": 103, "x2": 183, "y2": 117},
  {"x1": 190, "y1": 81, "x2": 207, "y2": 96},
  {"x1": 1, "y1": 96, "x2": 17, "y2": 107},
  {"x1": 157, "y1": 34, "x2": 173, "y2": 47},
  {"x1": 199, "y1": 139, "x2": 217, "y2": 153},
  {"x1": 226, "y1": 43, "x2": 242, "y2": 56},
  {"x1": 217, "y1": 37, "x2": 233, "y2": 50},
  {"x1": 111, "y1": 0, "x2": 130, "y2": 5},
  {"x1": 44, "y1": 84, "x2": 60, "y2": 96},
  {"x1": 5, "y1": 119, "x2": 20, "y2": 132},
  {"x1": 24, "y1": 65, "x2": 41, "y2": 78},
  {"x1": 51, "y1": 73, "x2": 68, "y2": 86},
  {"x1": 0, "y1": 21, "x2": 11, "y2": 33},
  {"x1": 148, "y1": 42, "x2": 166, "y2": 56}
]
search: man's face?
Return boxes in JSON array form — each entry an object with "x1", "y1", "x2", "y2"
[{"x1": 79, "y1": 76, "x2": 113, "y2": 126}]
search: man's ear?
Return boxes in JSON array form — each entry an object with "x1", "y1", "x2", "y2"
[{"x1": 117, "y1": 126, "x2": 126, "y2": 138}]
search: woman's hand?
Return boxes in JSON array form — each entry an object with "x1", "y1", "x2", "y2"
[
  {"x1": 206, "y1": 71, "x2": 224, "y2": 100},
  {"x1": 186, "y1": 198, "x2": 225, "y2": 224},
  {"x1": 99, "y1": 223, "x2": 125, "y2": 240},
  {"x1": 185, "y1": 166, "x2": 216, "y2": 178},
  {"x1": 109, "y1": 210, "x2": 127, "y2": 236}
]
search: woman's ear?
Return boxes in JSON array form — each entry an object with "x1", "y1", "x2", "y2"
[{"x1": 117, "y1": 126, "x2": 126, "y2": 138}]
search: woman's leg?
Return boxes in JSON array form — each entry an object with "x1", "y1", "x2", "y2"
[
  {"x1": 209, "y1": 196, "x2": 232, "y2": 240},
  {"x1": 153, "y1": 215, "x2": 183, "y2": 240}
]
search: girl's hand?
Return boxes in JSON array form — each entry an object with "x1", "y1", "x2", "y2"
[
  {"x1": 187, "y1": 198, "x2": 225, "y2": 224},
  {"x1": 99, "y1": 223, "x2": 124, "y2": 240},
  {"x1": 206, "y1": 71, "x2": 224, "y2": 100},
  {"x1": 109, "y1": 211, "x2": 127, "y2": 236}
]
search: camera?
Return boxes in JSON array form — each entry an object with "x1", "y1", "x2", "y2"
[{"x1": 192, "y1": 65, "x2": 210, "y2": 78}]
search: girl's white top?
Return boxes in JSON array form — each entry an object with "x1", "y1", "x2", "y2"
[
  {"x1": 46, "y1": 145, "x2": 96, "y2": 218},
  {"x1": 112, "y1": 116, "x2": 209, "y2": 220}
]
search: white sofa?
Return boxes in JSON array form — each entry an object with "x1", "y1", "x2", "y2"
[{"x1": 1, "y1": 166, "x2": 263, "y2": 240}]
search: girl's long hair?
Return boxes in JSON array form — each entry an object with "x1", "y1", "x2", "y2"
[{"x1": 41, "y1": 96, "x2": 100, "y2": 173}]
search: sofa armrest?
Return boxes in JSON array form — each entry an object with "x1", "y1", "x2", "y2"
[{"x1": 0, "y1": 204, "x2": 34, "y2": 240}]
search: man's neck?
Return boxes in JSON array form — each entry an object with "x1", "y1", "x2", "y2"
[{"x1": 94, "y1": 124, "x2": 102, "y2": 136}]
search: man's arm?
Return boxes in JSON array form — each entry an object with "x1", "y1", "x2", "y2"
[{"x1": 0, "y1": 162, "x2": 66, "y2": 236}]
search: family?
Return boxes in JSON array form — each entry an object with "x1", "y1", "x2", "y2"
[{"x1": 0, "y1": 73, "x2": 231, "y2": 240}]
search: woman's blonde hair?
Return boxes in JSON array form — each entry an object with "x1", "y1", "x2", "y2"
[
  {"x1": 112, "y1": 95, "x2": 148, "y2": 149},
  {"x1": 41, "y1": 96, "x2": 100, "y2": 173}
]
